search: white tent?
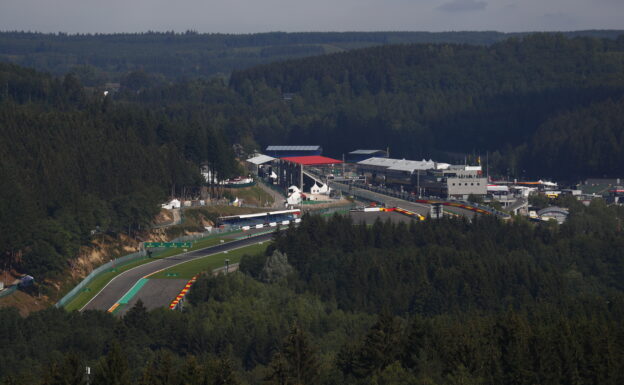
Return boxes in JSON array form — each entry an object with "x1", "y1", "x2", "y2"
[
  {"x1": 287, "y1": 186, "x2": 302, "y2": 205},
  {"x1": 161, "y1": 199, "x2": 181, "y2": 210}
]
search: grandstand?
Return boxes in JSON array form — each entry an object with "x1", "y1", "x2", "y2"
[{"x1": 217, "y1": 209, "x2": 301, "y2": 229}]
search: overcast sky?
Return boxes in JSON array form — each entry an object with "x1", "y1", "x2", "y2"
[{"x1": 0, "y1": 0, "x2": 622, "y2": 34}]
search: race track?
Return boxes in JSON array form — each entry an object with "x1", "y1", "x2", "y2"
[{"x1": 81, "y1": 232, "x2": 274, "y2": 313}]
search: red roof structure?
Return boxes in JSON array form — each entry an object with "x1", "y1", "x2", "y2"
[{"x1": 281, "y1": 156, "x2": 343, "y2": 165}]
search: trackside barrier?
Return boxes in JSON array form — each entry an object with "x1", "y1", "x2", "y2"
[
  {"x1": 0, "y1": 285, "x2": 17, "y2": 299},
  {"x1": 55, "y1": 249, "x2": 147, "y2": 308},
  {"x1": 169, "y1": 275, "x2": 199, "y2": 310},
  {"x1": 55, "y1": 227, "x2": 242, "y2": 309},
  {"x1": 309, "y1": 204, "x2": 356, "y2": 216}
]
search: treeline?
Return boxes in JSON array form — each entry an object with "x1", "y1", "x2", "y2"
[
  {"x1": 1, "y1": 30, "x2": 623, "y2": 84},
  {"x1": 260, "y1": 201, "x2": 624, "y2": 315},
  {"x1": 0, "y1": 63, "x2": 239, "y2": 278},
  {"x1": 229, "y1": 33, "x2": 624, "y2": 180}
]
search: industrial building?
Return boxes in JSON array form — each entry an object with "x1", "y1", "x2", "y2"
[
  {"x1": 354, "y1": 157, "x2": 486, "y2": 199},
  {"x1": 441, "y1": 166, "x2": 488, "y2": 199}
]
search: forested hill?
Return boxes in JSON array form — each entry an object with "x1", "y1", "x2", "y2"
[
  {"x1": 230, "y1": 33, "x2": 624, "y2": 180},
  {"x1": 0, "y1": 30, "x2": 622, "y2": 84},
  {"x1": 0, "y1": 62, "x2": 238, "y2": 279}
]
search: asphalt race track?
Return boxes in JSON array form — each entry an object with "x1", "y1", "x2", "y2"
[
  {"x1": 81, "y1": 232, "x2": 274, "y2": 313},
  {"x1": 116, "y1": 279, "x2": 188, "y2": 316}
]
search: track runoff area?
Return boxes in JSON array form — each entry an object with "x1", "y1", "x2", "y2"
[{"x1": 81, "y1": 231, "x2": 274, "y2": 315}]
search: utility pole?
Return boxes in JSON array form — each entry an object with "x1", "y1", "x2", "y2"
[
  {"x1": 417, "y1": 170, "x2": 421, "y2": 198},
  {"x1": 486, "y1": 151, "x2": 489, "y2": 182}
]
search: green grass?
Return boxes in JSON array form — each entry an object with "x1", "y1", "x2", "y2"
[
  {"x1": 64, "y1": 256, "x2": 153, "y2": 311},
  {"x1": 224, "y1": 185, "x2": 275, "y2": 207},
  {"x1": 62, "y1": 233, "x2": 241, "y2": 311},
  {"x1": 150, "y1": 242, "x2": 268, "y2": 279}
]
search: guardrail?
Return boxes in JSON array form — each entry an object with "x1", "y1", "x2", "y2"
[
  {"x1": 222, "y1": 181, "x2": 256, "y2": 189},
  {"x1": 0, "y1": 285, "x2": 17, "y2": 299},
  {"x1": 55, "y1": 226, "x2": 241, "y2": 309}
]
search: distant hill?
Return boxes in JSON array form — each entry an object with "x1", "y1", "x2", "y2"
[{"x1": 0, "y1": 30, "x2": 622, "y2": 84}]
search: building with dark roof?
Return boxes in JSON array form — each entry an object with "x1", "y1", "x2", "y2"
[
  {"x1": 266, "y1": 145, "x2": 322, "y2": 158},
  {"x1": 347, "y1": 149, "x2": 388, "y2": 163}
]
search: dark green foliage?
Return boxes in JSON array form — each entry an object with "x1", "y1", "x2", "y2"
[
  {"x1": 524, "y1": 97, "x2": 624, "y2": 179},
  {"x1": 272, "y1": 209, "x2": 624, "y2": 315},
  {"x1": 0, "y1": 62, "x2": 238, "y2": 279},
  {"x1": 41, "y1": 354, "x2": 85, "y2": 385},
  {"x1": 275, "y1": 322, "x2": 319, "y2": 385},
  {"x1": 238, "y1": 253, "x2": 267, "y2": 279},
  {"x1": 92, "y1": 342, "x2": 131, "y2": 385}
]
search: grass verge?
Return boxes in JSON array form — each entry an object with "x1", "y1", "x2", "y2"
[
  {"x1": 223, "y1": 185, "x2": 275, "y2": 207},
  {"x1": 150, "y1": 242, "x2": 268, "y2": 280},
  {"x1": 63, "y1": 233, "x2": 240, "y2": 311}
]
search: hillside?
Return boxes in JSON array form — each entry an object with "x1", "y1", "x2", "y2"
[
  {"x1": 0, "y1": 30, "x2": 622, "y2": 84},
  {"x1": 0, "y1": 62, "x2": 238, "y2": 281},
  {"x1": 229, "y1": 33, "x2": 624, "y2": 179}
]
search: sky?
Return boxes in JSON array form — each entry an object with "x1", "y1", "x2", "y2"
[{"x1": 0, "y1": 0, "x2": 622, "y2": 34}]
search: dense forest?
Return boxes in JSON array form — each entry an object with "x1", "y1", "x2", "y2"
[
  {"x1": 0, "y1": 62, "x2": 239, "y2": 279},
  {"x1": 1, "y1": 203, "x2": 624, "y2": 384},
  {"x1": 1, "y1": 30, "x2": 622, "y2": 83}
]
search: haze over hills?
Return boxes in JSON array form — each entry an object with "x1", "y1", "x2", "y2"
[{"x1": 0, "y1": 30, "x2": 623, "y2": 82}]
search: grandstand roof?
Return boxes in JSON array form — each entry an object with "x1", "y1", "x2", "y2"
[
  {"x1": 537, "y1": 206, "x2": 569, "y2": 216},
  {"x1": 282, "y1": 156, "x2": 343, "y2": 165},
  {"x1": 349, "y1": 149, "x2": 386, "y2": 155},
  {"x1": 246, "y1": 154, "x2": 275, "y2": 165},
  {"x1": 358, "y1": 157, "x2": 436, "y2": 171},
  {"x1": 266, "y1": 145, "x2": 321, "y2": 151}
]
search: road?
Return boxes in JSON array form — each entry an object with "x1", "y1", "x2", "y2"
[
  {"x1": 328, "y1": 181, "x2": 503, "y2": 219},
  {"x1": 81, "y1": 232, "x2": 274, "y2": 312},
  {"x1": 329, "y1": 181, "x2": 431, "y2": 216}
]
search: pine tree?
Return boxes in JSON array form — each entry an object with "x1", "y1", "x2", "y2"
[
  {"x1": 92, "y1": 342, "x2": 131, "y2": 385},
  {"x1": 266, "y1": 322, "x2": 319, "y2": 385},
  {"x1": 179, "y1": 355, "x2": 204, "y2": 385},
  {"x1": 41, "y1": 354, "x2": 85, "y2": 385}
]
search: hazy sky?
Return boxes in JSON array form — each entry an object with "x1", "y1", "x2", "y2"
[{"x1": 0, "y1": 0, "x2": 622, "y2": 34}]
